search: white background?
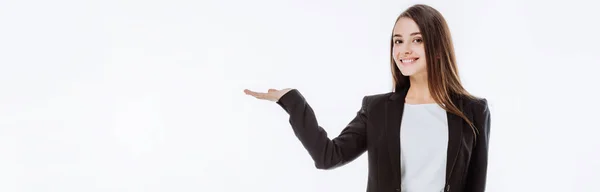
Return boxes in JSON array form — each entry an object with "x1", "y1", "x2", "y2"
[{"x1": 1, "y1": 0, "x2": 599, "y2": 191}]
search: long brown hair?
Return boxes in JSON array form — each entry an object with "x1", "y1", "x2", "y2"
[{"x1": 390, "y1": 4, "x2": 479, "y2": 137}]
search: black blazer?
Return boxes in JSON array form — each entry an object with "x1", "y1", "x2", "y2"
[{"x1": 276, "y1": 86, "x2": 491, "y2": 192}]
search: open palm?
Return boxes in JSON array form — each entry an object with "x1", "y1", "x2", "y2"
[{"x1": 244, "y1": 88, "x2": 293, "y2": 102}]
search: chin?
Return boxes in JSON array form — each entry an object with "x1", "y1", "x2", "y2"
[
  {"x1": 397, "y1": 66, "x2": 416, "y2": 76},
  {"x1": 399, "y1": 68, "x2": 425, "y2": 77},
  {"x1": 397, "y1": 65, "x2": 425, "y2": 77},
  {"x1": 400, "y1": 71, "x2": 416, "y2": 76}
]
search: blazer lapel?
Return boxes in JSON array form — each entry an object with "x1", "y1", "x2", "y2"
[{"x1": 385, "y1": 86, "x2": 408, "y2": 185}]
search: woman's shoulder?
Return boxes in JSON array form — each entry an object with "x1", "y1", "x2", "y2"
[
  {"x1": 364, "y1": 91, "x2": 394, "y2": 99},
  {"x1": 357, "y1": 92, "x2": 397, "y2": 112},
  {"x1": 363, "y1": 91, "x2": 395, "y2": 104},
  {"x1": 459, "y1": 94, "x2": 489, "y2": 114}
]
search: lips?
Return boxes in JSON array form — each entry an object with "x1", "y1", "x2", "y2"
[{"x1": 400, "y1": 58, "x2": 419, "y2": 65}]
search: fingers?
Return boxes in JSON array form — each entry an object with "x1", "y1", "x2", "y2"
[
  {"x1": 255, "y1": 92, "x2": 268, "y2": 100},
  {"x1": 244, "y1": 89, "x2": 274, "y2": 101},
  {"x1": 244, "y1": 89, "x2": 262, "y2": 97}
]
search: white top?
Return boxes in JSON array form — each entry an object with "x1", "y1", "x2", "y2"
[{"x1": 400, "y1": 103, "x2": 448, "y2": 192}]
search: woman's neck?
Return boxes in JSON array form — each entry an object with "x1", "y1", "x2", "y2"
[{"x1": 406, "y1": 75, "x2": 435, "y2": 104}]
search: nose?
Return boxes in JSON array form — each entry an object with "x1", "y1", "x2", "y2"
[
  {"x1": 400, "y1": 43, "x2": 413, "y2": 56},
  {"x1": 398, "y1": 49, "x2": 412, "y2": 59}
]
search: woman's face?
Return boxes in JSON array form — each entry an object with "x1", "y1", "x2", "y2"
[{"x1": 392, "y1": 17, "x2": 427, "y2": 77}]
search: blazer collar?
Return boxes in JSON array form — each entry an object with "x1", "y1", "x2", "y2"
[{"x1": 385, "y1": 84, "x2": 464, "y2": 186}]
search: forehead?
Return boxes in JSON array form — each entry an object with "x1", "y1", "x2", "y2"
[{"x1": 393, "y1": 17, "x2": 420, "y2": 35}]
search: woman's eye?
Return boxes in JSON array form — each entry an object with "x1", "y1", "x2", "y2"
[
  {"x1": 394, "y1": 40, "x2": 403, "y2": 44},
  {"x1": 413, "y1": 38, "x2": 423, "y2": 43}
]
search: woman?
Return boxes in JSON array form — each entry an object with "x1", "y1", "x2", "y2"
[{"x1": 244, "y1": 4, "x2": 491, "y2": 192}]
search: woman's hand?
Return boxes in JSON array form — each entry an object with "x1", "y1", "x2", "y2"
[{"x1": 244, "y1": 88, "x2": 293, "y2": 102}]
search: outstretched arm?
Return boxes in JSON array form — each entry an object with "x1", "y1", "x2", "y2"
[{"x1": 276, "y1": 89, "x2": 369, "y2": 170}]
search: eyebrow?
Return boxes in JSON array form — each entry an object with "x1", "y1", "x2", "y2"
[{"x1": 393, "y1": 32, "x2": 421, "y2": 37}]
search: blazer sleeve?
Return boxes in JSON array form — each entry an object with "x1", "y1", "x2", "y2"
[
  {"x1": 276, "y1": 89, "x2": 369, "y2": 170},
  {"x1": 464, "y1": 98, "x2": 491, "y2": 192}
]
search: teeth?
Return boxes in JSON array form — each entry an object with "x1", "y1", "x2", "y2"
[{"x1": 401, "y1": 59, "x2": 416, "y2": 63}]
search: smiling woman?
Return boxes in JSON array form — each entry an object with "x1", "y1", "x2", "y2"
[
  {"x1": 245, "y1": 4, "x2": 490, "y2": 192},
  {"x1": 392, "y1": 26, "x2": 425, "y2": 77}
]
